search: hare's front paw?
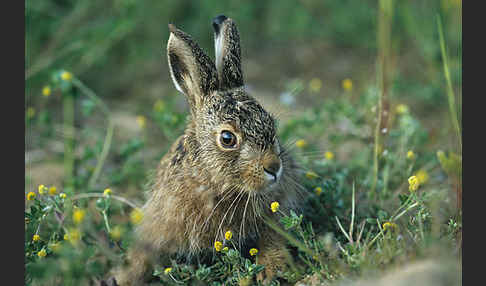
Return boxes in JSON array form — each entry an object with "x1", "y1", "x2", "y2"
[
  {"x1": 255, "y1": 249, "x2": 288, "y2": 285},
  {"x1": 256, "y1": 268, "x2": 277, "y2": 285}
]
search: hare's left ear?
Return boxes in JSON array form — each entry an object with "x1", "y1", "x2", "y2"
[
  {"x1": 212, "y1": 15, "x2": 244, "y2": 90},
  {"x1": 167, "y1": 24, "x2": 219, "y2": 113}
]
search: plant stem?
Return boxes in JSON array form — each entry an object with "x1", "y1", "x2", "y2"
[
  {"x1": 71, "y1": 78, "x2": 115, "y2": 190},
  {"x1": 392, "y1": 202, "x2": 419, "y2": 221},
  {"x1": 437, "y1": 15, "x2": 462, "y2": 152},
  {"x1": 262, "y1": 214, "x2": 316, "y2": 258},
  {"x1": 89, "y1": 118, "x2": 114, "y2": 189},
  {"x1": 350, "y1": 182, "x2": 355, "y2": 241},
  {"x1": 437, "y1": 15, "x2": 462, "y2": 151},
  {"x1": 102, "y1": 210, "x2": 111, "y2": 233},
  {"x1": 71, "y1": 192, "x2": 140, "y2": 209},
  {"x1": 371, "y1": 0, "x2": 394, "y2": 196},
  {"x1": 437, "y1": 15, "x2": 462, "y2": 214},
  {"x1": 63, "y1": 90, "x2": 76, "y2": 193}
]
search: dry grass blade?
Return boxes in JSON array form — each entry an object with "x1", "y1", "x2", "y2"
[{"x1": 437, "y1": 14, "x2": 462, "y2": 152}]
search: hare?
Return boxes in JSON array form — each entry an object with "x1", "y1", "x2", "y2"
[{"x1": 113, "y1": 15, "x2": 302, "y2": 285}]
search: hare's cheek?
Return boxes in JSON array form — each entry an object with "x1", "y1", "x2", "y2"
[{"x1": 241, "y1": 159, "x2": 265, "y2": 191}]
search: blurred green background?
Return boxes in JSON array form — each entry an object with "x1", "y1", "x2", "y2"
[{"x1": 25, "y1": 0, "x2": 461, "y2": 207}]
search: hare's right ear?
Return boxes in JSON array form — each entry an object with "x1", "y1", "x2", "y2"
[
  {"x1": 167, "y1": 24, "x2": 219, "y2": 112},
  {"x1": 212, "y1": 15, "x2": 244, "y2": 90}
]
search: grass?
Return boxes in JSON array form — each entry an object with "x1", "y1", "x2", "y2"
[{"x1": 25, "y1": 1, "x2": 461, "y2": 285}]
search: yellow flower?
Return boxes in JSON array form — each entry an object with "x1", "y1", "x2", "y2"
[
  {"x1": 305, "y1": 171, "x2": 318, "y2": 179},
  {"x1": 66, "y1": 228, "x2": 81, "y2": 246},
  {"x1": 103, "y1": 188, "x2": 112, "y2": 197},
  {"x1": 309, "y1": 78, "x2": 322, "y2": 93},
  {"x1": 61, "y1": 71, "x2": 73, "y2": 81},
  {"x1": 295, "y1": 139, "x2": 307, "y2": 148},
  {"x1": 59, "y1": 193, "x2": 67, "y2": 199},
  {"x1": 130, "y1": 208, "x2": 143, "y2": 224},
  {"x1": 214, "y1": 241, "x2": 223, "y2": 252},
  {"x1": 342, "y1": 78, "x2": 353, "y2": 92},
  {"x1": 415, "y1": 169, "x2": 429, "y2": 184},
  {"x1": 164, "y1": 267, "x2": 173, "y2": 275},
  {"x1": 382, "y1": 221, "x2": 398, "y2": 232},
  {"x1": 225, "y1": 230, "x2": 233, "y2": 241},
  {"x1": 27, "y1": 107, "x2": 36, "y2": 119},
  {"x1": 69, "y1": 230, "x2": 81, "y2": 244},
  {"x1": 408, "y1": 175, "x2": 420, "y2": 192},
  {"x1": 249, "y1": 248, "x2": 259, "y2": 256},
  {"x1": 38, "y1": 184, "x2": 47, "y2": 195},
  {"x1": 314, "y1": 187, "x2": 323, "y2": 196},
  {"x1": 37, "y1": 249, "x2": 47, "y2": 258},
  {"x1": 110, "y1": 225, "x2": 124, "y2": 241},
  {"x1": 154, "y1": 99, "x2": 166, "y2": 112},
  {"x1": 136, "y1": 115, "x2": 146, "y2": 129},
  {"x1": 33, "y1": 234, "x2": 41, "y2": 242},
  {"x1": 270, "y1": 201, "x2": 280, "y2": 213},
  {"x1": 42, "y1": 86, "x2": 51, "y2": 97},
  {"x1": 396, "y1": 104, "x2": 409, "y2": 115},
  {"x1": 27, "y1": 192, "x2": 36, "y2": 201},
  {"x1": 407, "y1": 150, "x2": 415, "y2": 160},
  {"x1": 222, "y1": 246, "x2": 229, "y2": 252},
  {"x1": 48, "y1": 186, "x2": 57, "y2": 195},
  {"x1": 324, "y1": 151, "x2": 334, "y2": 160},
  {"x1": 73, "y1": 209, "x2": 86, "y2": 224}
]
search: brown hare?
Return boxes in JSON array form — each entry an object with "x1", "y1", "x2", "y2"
[{"x1": 113, "y1": 15, "x2": 302, "y2": 285}]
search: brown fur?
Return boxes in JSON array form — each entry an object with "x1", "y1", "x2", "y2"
[{"x1": 113, "y1": 15, "x2": 302, "y2": 285}]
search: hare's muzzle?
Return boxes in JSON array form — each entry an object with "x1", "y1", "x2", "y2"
[{"x1": 263, "y1": 156, "x2": 282, "y2": 183}]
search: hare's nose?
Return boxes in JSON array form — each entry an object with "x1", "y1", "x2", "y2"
[
  {"x1": 212, "y1": 15, "x2": 228, "y2": 34},
  {"x1": 263, "y1": 159, "x2": 281, "y2": 182}
]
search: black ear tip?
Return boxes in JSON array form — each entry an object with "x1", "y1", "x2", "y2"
[
  {"x1": 213, "y1": 15, "x2": 228, "y2": 25},
  {"x1": 212, "y1": 15, "x2": 228, "y2": 33}
]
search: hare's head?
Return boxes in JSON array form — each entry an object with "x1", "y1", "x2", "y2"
[{"x1": 167, "y1": 15, "x2": 289, "y2": 194}]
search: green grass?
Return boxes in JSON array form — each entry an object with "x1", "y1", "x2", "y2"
[{"x1": 25, "y1": 1, "x2": 461, "y2": 285}]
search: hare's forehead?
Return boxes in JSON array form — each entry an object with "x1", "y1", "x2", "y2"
[{"x1": 206, "y1": 91, "x2": 276, "y2": 148}]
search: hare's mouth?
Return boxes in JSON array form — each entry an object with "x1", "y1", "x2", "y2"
[{"x1": 263, "y1": 163, "x2": 282, "y2": 186}]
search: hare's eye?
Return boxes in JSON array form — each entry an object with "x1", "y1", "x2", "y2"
[{"x1": 220, "y1": 130, "x2": 237, "y2": 148}]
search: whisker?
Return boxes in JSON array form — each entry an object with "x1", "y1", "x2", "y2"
[
  {"x1": 202, "y1": 186, "x2": 238, "y2": 232},
  {"x1": 216, "y1": 189, "x2": 245, "y2": 246},
  {"x1": 239, "y1": 192, "x2": 252, "y2": 249},
  {"x1": 250, "y1": 193, "x2": 260, "y2": 237},
  {"x1": 228, "y1": 187, "x2": 245, "y2": 226},
  {"x1": 283, "y1": 175, "x2": 308, "y2": 202}
]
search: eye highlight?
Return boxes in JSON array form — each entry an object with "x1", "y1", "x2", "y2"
[{"x1": 220, "y1": 130, "x2": 237, "y2": 148}]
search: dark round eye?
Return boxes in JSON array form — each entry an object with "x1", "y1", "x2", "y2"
[{"x1": 220, "y1": 130, "x2": 237, "y2": 148}]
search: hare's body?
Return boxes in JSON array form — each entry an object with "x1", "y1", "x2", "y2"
[
  {"x1": 113, "y1": 15, "x2": 301, "y2": 285},
  {"x1": 133, "y1": 129, "x2": 297, "y2": 255}
]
